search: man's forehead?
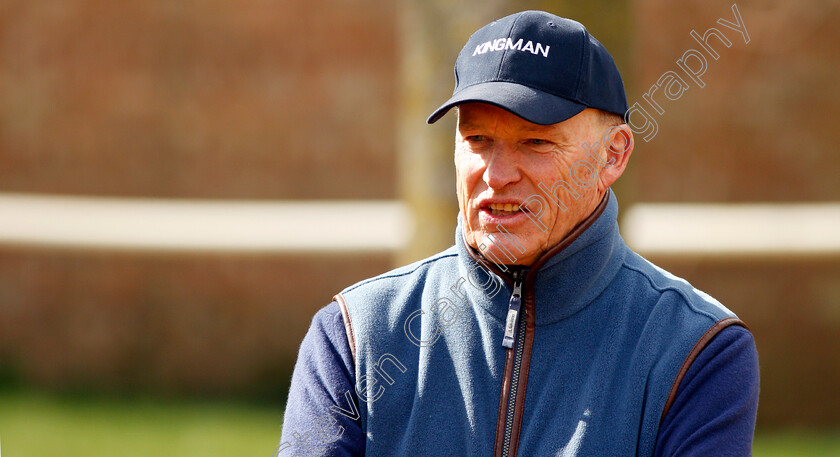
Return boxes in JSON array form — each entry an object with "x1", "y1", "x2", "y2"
[{"x1": 457, "y1": 103, "x2": 591, "y2": 133}]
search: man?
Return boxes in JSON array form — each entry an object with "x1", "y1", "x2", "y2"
[{"x1": 278, "y1": 10, "x2": 759, "y2": 457}]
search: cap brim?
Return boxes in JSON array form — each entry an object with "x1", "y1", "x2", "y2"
[{"x1": 426, "y1": 81, "x2": 587, "y2": 125}]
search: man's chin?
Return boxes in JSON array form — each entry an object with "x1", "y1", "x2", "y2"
[{"x1": 474, "y1": 232, "x2": 537, "y2": 266}]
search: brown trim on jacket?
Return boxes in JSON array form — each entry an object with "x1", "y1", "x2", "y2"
[
  {"x1": 493, "y1": 346, "x2": 517, "y2": 456},
  {"x1": 333, "y1": 293, "x2": 357, "y2": 365},
  {"x1": 659, "y1": 316, "x2": 748, "y2": 424}
]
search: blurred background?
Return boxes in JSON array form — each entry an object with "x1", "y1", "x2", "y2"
[{"x1": 0, "y1": 0, "x2": 838, "y2": 456}]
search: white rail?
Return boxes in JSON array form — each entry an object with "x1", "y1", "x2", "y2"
[
  {"x1": 2, "y1": 194, "x2": 838, "y2": 256},
  {"x1": 623, "y1": 203, "x2": 840, "y2": 255},
  {"x1": 0, "y1": 193, "x2": 411, "y2": 253}
]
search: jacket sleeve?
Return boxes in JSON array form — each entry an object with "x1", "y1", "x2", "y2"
[
  {"x1": 277, "y1": 302, "x2": 365, "y2": 457},
  {"x1": 654, "y1": 325, "x2": 760, "y2": 457}
]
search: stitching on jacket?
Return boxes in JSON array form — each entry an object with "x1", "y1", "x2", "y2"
[
  {"x1": 341, "y1": 249, "x2": 459, "y2": 294},
  {"x1": 621, "y1": 258, "x2": 723, "y2": 324}
]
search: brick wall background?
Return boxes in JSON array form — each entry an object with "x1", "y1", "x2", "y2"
[
  {"x1": 627, "y1": 0, "x2": 840, "y2": 203},
  {"x1": 0, "y1": 0, "x2": 398, "y2": 405},
  {"x1": 0, "y1": 0, "x2": 396, "y2": 199}
]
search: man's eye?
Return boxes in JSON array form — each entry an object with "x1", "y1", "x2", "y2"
[
  {"x1": 466, "y1": 135, "x2": 488, "y2": 142},
  {"x1": 527, "y1": 138, "x2": 550, "y2": 145}
]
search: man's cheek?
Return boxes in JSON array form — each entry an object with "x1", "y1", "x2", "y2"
[{"x1": 522, "y1": 194, "x2": 551, "y2": 232}]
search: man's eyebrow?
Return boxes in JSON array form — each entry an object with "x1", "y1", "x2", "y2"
[
  {"x1": 457, "y1": 121, "x2": 484, "y2": 131},
  {"x1": 458, "y1": 121, "x2": 552, "y2": 133},
  {"x1": 457, "y1": 119, "x2": 570, "y2": 141},
  {"x1": 518, "y1": 124, "x2": 571, "y2": 141},
  {"x1": 518, "y1": 125, "x2": 555, "y2": 134}
]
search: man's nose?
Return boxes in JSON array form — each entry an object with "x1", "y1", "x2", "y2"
[{"x1": 483, "y1": 142, "x2": 521, "y2": 189}]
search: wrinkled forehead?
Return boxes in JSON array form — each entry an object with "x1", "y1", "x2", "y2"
[{"x1": 456, "y1": 102, "x2": 598, "y2": 138}]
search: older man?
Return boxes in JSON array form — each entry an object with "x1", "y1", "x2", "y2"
[{"x1": 278, "y1": 10, "x2": 758, "y2": 457}]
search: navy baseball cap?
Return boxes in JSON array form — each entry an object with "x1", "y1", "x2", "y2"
[{"x1": 427, "y1": 11, "x2": 628, "y2": 125}]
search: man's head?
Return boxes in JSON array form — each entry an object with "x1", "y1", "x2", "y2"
[{"x1": 428, "y1": 11, "x2": 634, "y2": 266}]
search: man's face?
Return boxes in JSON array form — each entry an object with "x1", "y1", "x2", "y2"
[{"x1": 455, "y1": 103, "x2": 630, "y2": 266}]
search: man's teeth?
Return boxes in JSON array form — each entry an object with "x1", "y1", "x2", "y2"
[{"x1": 488, "y1": 203, "x2": 521, "y2": 216}]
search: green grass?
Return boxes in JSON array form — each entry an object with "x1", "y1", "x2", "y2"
[
  {"x1": 0, "y1": 388, "x2": 839, "y2": 456},
  {"x1": 754, "y1": 429, "x2": 840, "y2": 457},
  {"x1": 0, "y1": 389, "x2": 284, "y2": 457}
]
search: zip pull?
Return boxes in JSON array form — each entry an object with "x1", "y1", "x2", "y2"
[{"x1": 502, "y1": 271, "x2": 524, "y2": 348}]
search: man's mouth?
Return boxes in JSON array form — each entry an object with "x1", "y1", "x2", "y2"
[{"x1": 486, "y1": 203, "x2": 522, "y2": 217}]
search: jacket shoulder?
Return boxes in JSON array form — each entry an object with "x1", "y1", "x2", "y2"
[
  {"x1": 334, "y1": 246, "x2": 459, "y2": 352},
  {"x1": 339, "y1": 245, "x2": 458, "y2": 297},
  {"x1": 621, "y1": 250, "x2": 738, "y2": 323}
]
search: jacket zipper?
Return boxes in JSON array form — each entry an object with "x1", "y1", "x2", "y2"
[
  {"x1": 500, "y1": 268, "x2": 526, "y2": 457},
  {"x1": 483, "y1": 194, "x2": 610, "y2": 457},
  {"x1": 501, "y1": 271, "x2": 523, "y2": 349}
]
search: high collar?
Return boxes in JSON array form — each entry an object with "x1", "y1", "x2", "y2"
[{"x1": 455, "y1": 189, "x2": 627, "y2": 326}]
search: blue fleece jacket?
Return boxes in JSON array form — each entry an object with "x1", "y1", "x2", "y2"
[{"x1": 278, "y1": 191, "x2": 759, "y2": 456}]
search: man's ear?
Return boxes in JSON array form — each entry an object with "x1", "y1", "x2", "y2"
[{"x1": 599, "y1": 124, "x2": 634, "y2": 188}]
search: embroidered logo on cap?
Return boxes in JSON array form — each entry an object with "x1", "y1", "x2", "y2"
[{"x1": 472, "y1": 38, "x2": 551, "y2": 57}]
